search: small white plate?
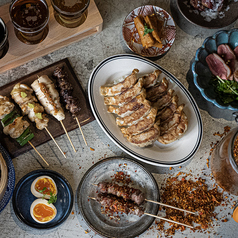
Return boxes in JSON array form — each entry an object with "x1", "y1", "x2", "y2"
[
  {"x1": 88, "y1": 54, "x2": 203, "y2": 167},
  {"x1": 122, "y1": 5, "x2": 176, "y2": 57}
]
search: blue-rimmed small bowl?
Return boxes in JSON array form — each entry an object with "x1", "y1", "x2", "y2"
[{"x1": 192, "y1": 29, "x2": 238, "y2": 110}]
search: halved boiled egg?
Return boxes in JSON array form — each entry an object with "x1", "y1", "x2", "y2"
[
  {"x1": 30, "y1": 198, "x2": 57, "y2": 223},
  {"x1": 31, "y1": 176, "x2": 57, "y2": 199}
]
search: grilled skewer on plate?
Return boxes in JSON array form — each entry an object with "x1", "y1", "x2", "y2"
[
  {"x1": 31, "y1": 75, "x2": 76, "y2": 152},
  {"x1": 10, "y1": 83, "x2": 66, "y2": 158}
]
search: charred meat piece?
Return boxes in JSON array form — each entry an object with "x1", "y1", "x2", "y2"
[
  {"x1": 116, "y1": 100, "x2": 151, "y2": 126},
  {"x1": 104, "y1": 78, "x2": 144, "y2": 106},
  {"x1": 97, "y1": 182, "x2": 145, "y2": 205},
  {"x1": 0, "y1": 96, "x2": 15, "y2": 119},
  {"x1": 121, "y1": 107, "x2": 158, "y2": 136},
  {"x1": 95, "y1": 193, "x2": 145, "y2": 217},
  {"x1": 100, "y1": 69, "x2": 139, "y2": 96},
  {"x1": 206, "y1": 53, "x2": 231, "y2": 80},
  {"x1": 125, "y1": 121, "x2": 160, "y2": 147},
  {"x1": 143, "y1": 69, "x2": 162, "y2": 88},
  {"x1": 234, "y1": 46, "x2": 238, "y2": 58},
  {"x1": 53, "y1": 67, "x2": 81, "y2": 116},
  {"x1": 146, "y1": 78, "x2": 169, "y2": 102}
]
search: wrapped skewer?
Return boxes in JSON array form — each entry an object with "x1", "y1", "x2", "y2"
[
  {"x1": 31, "y1": 75, "x2": 76, "y2": 152},
  {"x1": 10, "y1": 83, "x2": 66, "y2": 158},
  {"x1": 0, "y1": 95, "x2": 49, "y2": 166},
  {"x1": 53, "y1": 67, "x2": 87, "y2": 146}
]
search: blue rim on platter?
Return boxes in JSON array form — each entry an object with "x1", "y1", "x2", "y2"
[
  {"x1": 12, "y1": 169, "x2": 73, "y2": 229},
  {"x1": 75, "y1": 157, "x2": 160, "y2": 238},
  {"x1": 192, "y1": 29, "x2": 238, "y2": 110},
  {"x1": 88, "y1": 54, "x2": 203, "y2": 167},
  {"x1": 0, "y1": 143, "x2": 15, "y2": 213}
]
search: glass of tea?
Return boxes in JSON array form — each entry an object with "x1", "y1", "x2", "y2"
[
  {"x1": 0, "y1": 18, "x2": 9, "y2": 59},
  {"x1": 9, "y1": 0, "x2": 49, "y2": 45},
  {"x1": 51, "y1": 0, "x2": 90, "y2": 28}
]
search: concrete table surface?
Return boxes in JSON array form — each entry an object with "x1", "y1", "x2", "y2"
[{"x1": 0, "y1": 0, "x2": 237, "y2": 237}]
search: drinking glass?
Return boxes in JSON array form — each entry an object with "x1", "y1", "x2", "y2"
[
  {"x1": 9, "y1": 0, "x2": 49, "y2": 45},
  {"x1": 51, "y1": 0, "x2": 90, "y2": 28},
  {"x1": 0, "y1": 18, "x2": 9, "y2": 59}
]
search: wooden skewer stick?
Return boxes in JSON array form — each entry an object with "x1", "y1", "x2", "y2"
[
  {"x1": 28, "y1": 141, "x2": 49, "y2": 166},
  {"x1": 44, "y1": 127, "x2": 66, "y2": 158},
  {"x1": 144, "y1": 199, "x2": 196, "y2": 215},
  {"x1": 75, "y1": 117, "x2": 88, "y2": 146},
  {"x1": 143, "y1": 212, "x2": 194, "y2": 229},
  {"x1": 89, "y1": 197, "x2": 193, "y2": 229},
  {"x1": 60, "y1": 120, "x2": 76, "y2": 152}
]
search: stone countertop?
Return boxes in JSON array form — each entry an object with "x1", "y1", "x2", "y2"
[{"x1": 0, "y1": 0, "x2": 238, "y2": 237}]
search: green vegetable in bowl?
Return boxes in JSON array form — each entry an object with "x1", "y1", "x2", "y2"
[{"x1": 212, "y1": 76, "x2": 238, "y2": 104}]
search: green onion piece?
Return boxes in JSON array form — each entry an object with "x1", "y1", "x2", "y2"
[{"x1": 21, "y1": 92, "x2": 27, "y2": 98}]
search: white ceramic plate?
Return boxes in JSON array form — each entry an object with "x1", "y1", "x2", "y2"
[
  {"x1": 122, "y1": 5, "x2": 176, "y2": 57},
  {"x1": 88, "y1": 54, "x2": 203, "y2": 166}
]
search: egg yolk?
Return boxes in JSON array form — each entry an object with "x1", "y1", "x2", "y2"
[
  {"x1": 233, "y1": 206, "x2": 238, "y2": 223},
  {"x1": 35, "y1": 178, "x2": 56, "y2": 195},
  {"x1": 33, "y1": 203, "x2": 55, "y2": 222}
]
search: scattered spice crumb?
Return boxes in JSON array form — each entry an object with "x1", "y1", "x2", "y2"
[
  {"x1": 71, "y1": 211, "x2": 74, "y2": 215},
  {"x1": 90, "y1": 147, "x2": 95, "y2": 151},
  {"x1": 169, "y1": 167, "x2": 172, "y2": 170}
]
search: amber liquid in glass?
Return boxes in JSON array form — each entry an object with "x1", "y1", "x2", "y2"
[
  {"x1": 52, "y1": 0, "x2": 89, "y2": 28},
  {"x1": 0, "y1": 20, "x2": 9, "y2": 59},
  {"x1": 10, "y1": 0, "x2": 49, "y2": 44}
]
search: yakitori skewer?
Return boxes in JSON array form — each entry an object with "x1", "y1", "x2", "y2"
[
  {"x1": 89, "y1": 194, "x2": 194, "y2": 229},
  {"x1": 0, "y1": 95, "x2": 49, "y2": 166},
  {"x1": 93, "y1": 182, "x2": 196, "y2": 215},
  {"x1": 53, "y1": 66, "x2": 88, "y2": 146},
  {"x1": 31, "y1": 75, "x2": 76, "y2": 152},
  {"x1": 10, "y1": 83, "x2": 66, "y2": 158}
]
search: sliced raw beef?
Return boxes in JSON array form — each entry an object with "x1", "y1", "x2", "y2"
[{"x1": 217, "y1": 44, "x2": 236, "y2": 71}]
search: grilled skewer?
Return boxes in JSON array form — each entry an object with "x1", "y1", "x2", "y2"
[
  {"x1": 89, "y1": 194, "x2": 194, "y2": 229},
  {"x1": 0, "y1": 96, "x2": 49, "y2": 166},
  {"x1": 10, "y1": 83, "x2": 66, "y2": 158},
  {"x1": 94, "y1": 182, "x2": 196, "y2": 214},
  {"x1": 53, "y1": 67, "x2": 88, "y2": 146},
  {"x1": 31, "y1": 75, "x2": 76, "y2": 152}
]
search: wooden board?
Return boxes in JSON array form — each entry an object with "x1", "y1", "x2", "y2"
[
  {"x1": 0, "y1": 58, "x2": 95, "y2": 157},
  {"x1": 0, "y1": 0, "x2": 103, "y2": 73}
]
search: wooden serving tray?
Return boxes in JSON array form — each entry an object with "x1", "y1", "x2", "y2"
[
  {"x1": 0, "y1": 58, "x2": 95, "y2": 157},
  {"x1": 0, "y1": 0, "x2": 103, "y2": 74}
]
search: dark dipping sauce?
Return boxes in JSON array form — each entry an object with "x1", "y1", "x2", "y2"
[
  {"x1": 0, "y1": 23, "x2": 5, "y2": 44},
  {"x1": 11, "y1": 0, "x2": 48, "y2": 28}
]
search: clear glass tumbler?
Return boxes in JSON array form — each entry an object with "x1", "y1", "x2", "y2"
[
  {"x1": 9, "y1": 0, "x2": 49, "y2": 45},
  {"x1": 51, "y1": 0, "x2": 90, "y2": 28},
  {"x1": 0, "y1": 18, "x2": 9, "y2": 59},
  {"x1": 211, "y1": 127, "x2": 238, "y2": 195}
]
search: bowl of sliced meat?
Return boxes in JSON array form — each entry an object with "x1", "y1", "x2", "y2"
[{"x1": 192, "y1": 29, "x2": 238, "y2": 110}]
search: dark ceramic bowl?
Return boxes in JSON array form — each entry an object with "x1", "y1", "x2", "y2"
[
  {"x1": 192, "y1": 29, "x2": 238, "y2": 110},
  {"x1": 177, "y1": 0, "x2": 238, "y2": 29}
]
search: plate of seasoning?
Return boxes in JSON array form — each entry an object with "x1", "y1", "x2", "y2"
[
  {"x1": 75, "y1": 157, "x2": 159, "y2": 238},
  {"x1": 12, "y1": 169, "x2": 73, "y2": 229}
]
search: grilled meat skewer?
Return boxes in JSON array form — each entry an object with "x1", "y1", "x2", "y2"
[{"x1": 96, "y1": 182, "x2": 145, "y2": 205}]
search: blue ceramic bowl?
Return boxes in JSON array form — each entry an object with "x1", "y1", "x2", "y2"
[{"x1": 192, "y1": 29, "x2": 238, "y2": 110}]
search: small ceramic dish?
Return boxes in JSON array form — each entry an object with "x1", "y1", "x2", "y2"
[
  {"x1": 122, "y1": 5, "x2": 176, "y2": 57},
  {"x1": 177, "y1": 0, "x2": 238, "y2": 29},
  {"x1": 192, "y1": 29, "x2": 238, "y2": 110}
]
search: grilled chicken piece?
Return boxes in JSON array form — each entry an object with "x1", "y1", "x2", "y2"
[
  {"x1": 143, "y1": 70, "x2": 162, "y2": 88},
  {"x1": 156, "y1": 95, "x2": 178, "y2": 122},
  {"x1": 31, "y1": 75, "x2": 65, "y2": 121},
  {"x1": 3, "y1": 116, "x2": 29, "y2": 138},
  {"x1": 121, "y1": 107, "x2": 158, "y2": 136},
  {"x1": 146, "y1": 78, "x2": 169, "y2": 102},
  {"x1": 100, "y1": 69, "x2": 139, "y2": 96},
  {"x1": 153, "y1": 89, "x2": 174, "y2": 110},
  {"x1": 104, "y1": 78, "x2": 144, "y2": 106},
  {"x1": 11, "y1": 83, "x2": 49, "y2": 130},
  {"x1": 0, "y1": 96, "x2": 15, "y2": 119},
  {"x1": 125, "y1": 121, "x2": 160, "y2": 147},
  {"x1": 116, "y1": 100, "x2": 151, "y2": 126},
  {"x1": 159, "y1": 104, "x2": 184, "y2": 135},
  {"x1": 158, "y1": 111, "x2": 188, "y2": 144},
  {"x1": 107, "y1": 89, "x2": 146, "y2": 117}
]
